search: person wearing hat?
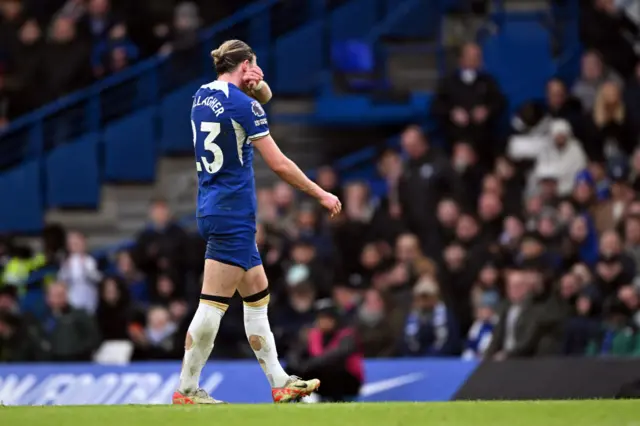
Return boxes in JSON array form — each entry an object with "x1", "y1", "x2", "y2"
[
  {"x1": 401, "y1": 276, "x2": 460, "y2": 356},
  {"x1": 592, "y1": 159, "x2": 635, "y2": 233},
  {"x1": 286, "y1": 299, "x2": 363, "y2": 402},
  {"x1": 530, "y1": 118, "x2": 588, "y2": 196}
]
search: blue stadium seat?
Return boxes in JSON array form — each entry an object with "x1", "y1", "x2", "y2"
[
  {"x1": 0, "y1": 160, "x2": 43, "y2": 232},
  {"x1": 45, "y1": 134, "x2": 101, "y2": 208},
  {"x1": 104, "y1": 107, "x2": 157, "y2": 182},
  {"x1": 332, "y1": 41, "x2": 374, "y2": 73},
  {"x1": 331, "y1": 40, "x2": 378, "y2": 92}
]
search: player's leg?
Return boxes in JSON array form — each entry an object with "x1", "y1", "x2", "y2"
[
  {"x1": 174, "y1": 216, "x2": 247, "y2": 405},
  {"x1": 174, "y1": 259, "x2": 243, "y2": 404},
  {"x1": 238, "y1": 257, "x2": 320, "y2": 403}
]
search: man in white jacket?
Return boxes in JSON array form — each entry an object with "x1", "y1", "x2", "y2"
[{"x1": 531, "y1": 119, "x2": 588, "y2": 196}]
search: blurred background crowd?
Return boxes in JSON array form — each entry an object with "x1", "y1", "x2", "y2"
[
  {"x1": 0, "y1": 0, "x2": 253, "y2": 126},
  {"x1": 1, "y1": 0, "x2": 640, "y2": 365}
]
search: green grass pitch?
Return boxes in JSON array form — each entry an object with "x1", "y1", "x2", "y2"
[{"x1": 1, "y1": 400, "x2": 637, "y2": 426}]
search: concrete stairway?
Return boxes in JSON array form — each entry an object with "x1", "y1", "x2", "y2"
[{"x1": 46, "y1": 157, "x2": 196, "y2": 250}]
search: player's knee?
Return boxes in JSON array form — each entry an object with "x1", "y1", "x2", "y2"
[
  {"x1": 185, "y1": 332, "x2": 194, "y2": 350},
  {"x1": 243, "y1": 288, "x2": 270, "y2": 308}
]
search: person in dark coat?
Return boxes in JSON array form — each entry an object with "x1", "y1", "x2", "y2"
[
  {"x1": 398, "y1": 125, "x2": 462, "y2": 255},
  {"x1": 580, "y1": 0, "x2": 639, "y2": 79},
  {"x1": 485, "y1": 270, "x2": 545, "y2": 359},
  {"x1": 431, "y1": 42, "x2": 506, "y2": 166},
  {"x1": 42, "y1": 17, "x2": 92, "y2": 102},
  {"x1": 96, "y1": 276, "x2": 131, "y2": 341},
  {"x1": 134, "y1": 198, "x2": 189, "y2": 281}
]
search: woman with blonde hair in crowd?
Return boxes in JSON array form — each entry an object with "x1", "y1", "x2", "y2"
[{"x1": 584, "y1": 81, "x2": 637, "y2": 164}]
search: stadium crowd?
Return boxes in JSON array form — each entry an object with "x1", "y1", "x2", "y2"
[
  {"x1": 1, "y1": 0, "x2": 640, "y2": 364},
  {"x1": 0, "y1": 0, "x2": 255, "y2": 126}
]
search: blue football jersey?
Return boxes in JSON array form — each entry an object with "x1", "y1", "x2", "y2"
[{"x1": 191, "y1": 81, "x2": 269, "y2": 218}]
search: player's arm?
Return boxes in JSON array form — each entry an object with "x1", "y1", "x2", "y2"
[{"x1": 254, "y1": 135, "x2": 341, "y2": 216}]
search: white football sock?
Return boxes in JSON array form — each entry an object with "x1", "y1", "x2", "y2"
[
  {"x1": 178, "y1": 302, "x2": 225, "y2": 393},
  {"x1": 244, "y1": 302, "x2": 290, "y2": 388}
]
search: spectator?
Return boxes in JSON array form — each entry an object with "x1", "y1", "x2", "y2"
[
  {"x1": 485, "y1": 270, "x2": 543, "y2": 359},
  {"x1": 452, "y1": 142, "x2": 486, "y2": 210},
  {"x1": 332, "y1": 280, "x2": 363, "y2": 321},
  {"x1": 42, "y1": 16, "x2": 91, "y2": 102},
  {"x1": 572, "y1": 50, "x2": 623, "y2": 112},
  {"x1": 368, "y1": 149, "x2": 406, "y2": 246},
  {"x1": 91, "y1": 22, "x2": 138, "y2": 77},
  {"x1": 624, "y1": 215, "x2": 640, "y2": 273},
  {"x1": 398, "y1": 125, "x2": 460, "y2": 254},
  {"x1": 80, "y1": 0, "x2": 120, "y2": 44},
  {"x1": 402, "y1": 276, "x2": 460, "y2": 356},
  {"x1": 152, "y1": 272, "x2": 182, "y2": 306},
  {"x1": 57, "y1": 231, "x2": 102, "y2": 313},
  {"x1": 131, "y1": 305, "x2": 179, "y2": 360},
  {"x1": 272, "y1": 268, "x2": 316, "y2": 352},
  {"x1": 580, "y1": 0, "x2": 639, "y2": 79},
  {"x1": 624, "y1": 60, "x2": 640, "y2": 126},
  {"x1": 0, "y1": 0, "x2": 25, "y2": 61},
  {"x1": 96, "y1": 276, "x2": 131, "y2": 341},
  {"x1": 0, "y1": 286, "x2": 18, "y2": 314},
  {"x1": 11, "y1": 20, "x2": 45, "y2": 116},
  {"x1": 333, "y1": 181, "x2": 374, "y2": 273},
  {"x1": 530, "y1": 119, "x2": 588, "y2": 196},
  {"x1": 462, "y1": 293, "x2": 498, "y2": 360},
  {"x1": 284, "y1": 238, "x2": 328, "y2": 297},
  {"x1": 498, "y1": 215, "x2": 526, "y2": 264},
  {"x1": 630, "y1": 147, "x2": 640, "y2": 192},
  {"x1": 429, "y1": 198, "x2": 460, "y2": 255},
  {"x1": 41, "y1": 282, "x2": 100, "y2": 361},
  {"x1": 595, "y1": 230, "x2": 636, "y2": 300},
  {"x1": 477, "y1": 191, "x2": 504, "y2": 241},
  {"x1": 438, "y1": 242, "x2": 474, "y2": 333},
  {"x1": 134, "y1": 197, "x2": 188, "y2": 280},
  {"x1": 356, "y1": 289, "x2": 403, "y2": 357},
  {"x1": 584, "y1": 81, "x2": 638, "y2": 163},
  {"x1": 114, "y1": 249, "x2": 148, "y2": 305},
  {"x1": 0, "y1": 311, "x2": 42, "y2": 362},
  {"x1": 585, "y1": 299, "x2": 640, "y2": 356},
  {"x1": 544, "y1": 78, "x2": 584, "y2": 137},
  {"x1": 454, "y1": 214, "x2": 489, "y2": 274},
  {"x1": 562, "y1": 215, "x2": 600, "y2": 268},
  {"x1": 431, "y1": 42, "x2": 506, "y2": 165},
  {"x1": 159, "y1": 2, "x2": 201, "y2": 55},
  {"x1": 592, "y1": 161, "x2": 635, "y2": 233},
  {"x1": 286, "y1": 299, "x2": 363, "y2": 402},
  {"x1": 316, "y1": 165, "x2": 343, "y2": 202},
  {"x1": 495, "y1": 156, "x2": 525, "y2": 215}
]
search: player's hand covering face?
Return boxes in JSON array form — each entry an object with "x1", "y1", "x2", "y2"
[{"x1": 242, "y1": 61, "x2": 264, "y2": 91}]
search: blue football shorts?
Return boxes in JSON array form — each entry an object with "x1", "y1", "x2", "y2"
[{"x1": 196, "y1": 215, "x2": 262, "y2": 271}]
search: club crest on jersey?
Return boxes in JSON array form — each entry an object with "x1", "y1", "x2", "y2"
[{"x1": 251, "y1": 101, "x2": 265, "y2": 117}]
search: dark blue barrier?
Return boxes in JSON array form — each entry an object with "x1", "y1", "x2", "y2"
[
  {"x1": 45, "y1": 134, "x2": 101, "y2": 208},
  {"x1": 160, "y1": 83, "x2": 202, "y2": 155},
  {"x1": 0, "y1": 160, "x2": 43, "y2": 233},
  {"x1": 0, "y1": 359, "x2": 478, "y2": 405},
  {"x1": 104, "y1": 108, "x2": 157, "y2": 182}
]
